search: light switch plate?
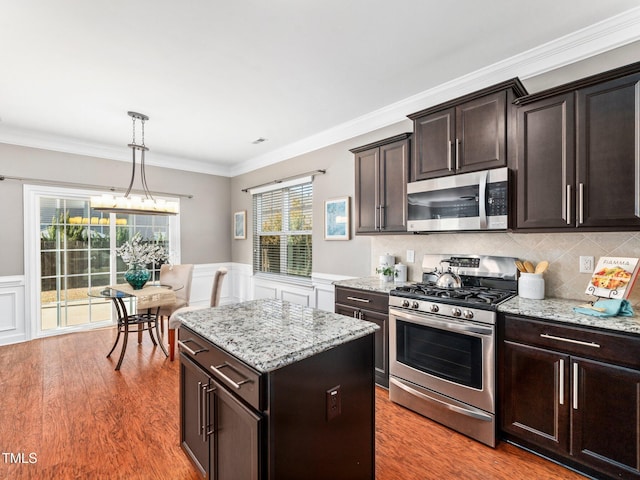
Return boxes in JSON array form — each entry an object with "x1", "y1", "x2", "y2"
[
  {"x1": 579, "y1": 256, "x2": 595, "y2": 273},
  {"x1": 407, "y1": 250, "x2": 415, "y2": 263}
]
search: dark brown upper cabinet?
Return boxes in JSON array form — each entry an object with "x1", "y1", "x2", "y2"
[
  {"x1": 515, "y1": 62, "x2": 640, "y2": 231},
  {"x1": 351, "y1": 133, "x2": 411, "y2": 234},
  {"x1": 408, "y1": 79, "x2": 527, "y2": 182}
]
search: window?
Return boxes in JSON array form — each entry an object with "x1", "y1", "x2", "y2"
[
  {"x1": 25, "y1": 185, "x2": 179, "y2": 337},
  {"x1": 253, "y1": 181, "x2": 312, "y2": 279}
]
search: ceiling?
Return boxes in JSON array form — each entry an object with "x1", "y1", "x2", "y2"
[{"x1": 1, "y1": 1, "x2": 639, "y2": 177}]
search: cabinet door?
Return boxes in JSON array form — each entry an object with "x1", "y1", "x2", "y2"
[
  {"x1": 180, "y1": 354, "x2": 210, "y2": 478},
  {"x1": 379, "y1": 138, "x2": 409, "y2": 232},
  {"x1": 456, "y1": 91, "x2": 507, "y2": 173},
  {"x1": 412, "y1": 108, "x2": 455, "y2": 181},
  {"x1": 335, "y1": 304, "x2": 388, "y2": 387},
  {"x1": 210, "y1": 379, "x2": 262, "y2": 480},
  {"x1": 571, "y1": 357, "x2": 640, "y2": 479},
  {"x1": 516, "y1": 93, "x2": 575, "y2": 229},
  {"x1": 501, "y1": 341, "x2": 570, "y2": 453},
  {"x1": 577, "y1": 72, "x2": 640, "y2": 228},
  {"x1": 354, "y1": 147, "x2": 379, "y2": 233}
]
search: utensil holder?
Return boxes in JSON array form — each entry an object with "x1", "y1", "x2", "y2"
[{"x1": 518, "y1": 273, "x2": 545, "y2": 300}]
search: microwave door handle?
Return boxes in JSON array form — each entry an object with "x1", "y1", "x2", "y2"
[{"x1": 479, "y1": 170, "x2": 488, "y2": 229}]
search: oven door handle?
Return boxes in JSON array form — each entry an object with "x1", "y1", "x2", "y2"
[
  {"x1": 390, "y1": 308, "x2": 493, "y2": 336},
  {"x1": 390, "y1": 377, "x2": 492, "y2": 422}
]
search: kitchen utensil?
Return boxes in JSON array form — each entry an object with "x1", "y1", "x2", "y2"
[
  {"x1": 535, "y1": 260, "x2": 549, "y2": 274},
  {"x1": 515, "y1": 260, "x2": 526, "y2": 273},
  {"x1": 523, "y1": 261, "x2": 535, "y2": 273}
]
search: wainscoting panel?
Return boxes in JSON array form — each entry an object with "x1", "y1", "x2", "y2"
[{"x1": 0, "y1": 276, "x2": 26, "y2": 346}]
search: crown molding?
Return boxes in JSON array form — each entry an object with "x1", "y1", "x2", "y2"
[
  {"x1": 2, "y1": 6, "x2": 640, "y2": 178},
  {"x1": 0, "y1": 124, "x2": 233, "y2": 177},
  {"x1": 232, "y1": 5, "x2": 640, "y2": 176}
]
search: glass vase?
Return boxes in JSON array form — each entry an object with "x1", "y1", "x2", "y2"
[{"x1": 124, "y1": 265, "x2": 151, "y2": 290}]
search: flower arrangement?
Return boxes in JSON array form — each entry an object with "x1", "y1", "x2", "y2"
[{"x1": 116, "y1": 232, "x2": 169, "y2": 268}]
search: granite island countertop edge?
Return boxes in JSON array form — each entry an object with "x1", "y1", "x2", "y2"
[{"x1": 176, "y1": 298, "x2": 380, "y2": 373}]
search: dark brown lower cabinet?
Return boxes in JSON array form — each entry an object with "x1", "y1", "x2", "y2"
[
  {"x1": 334, "y1": 286, "x2": 389, "y2": 387},
  {"x1": 180, "y1": 354, "x2": 262, "y2": 480},
  {"x1": 500, "y1": 314, "x2": 640, "y2": 480},
  {"x1": 180, "y1": 325, "x2": 375, "y2": 480}
]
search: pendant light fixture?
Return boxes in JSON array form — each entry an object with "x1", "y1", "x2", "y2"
[{"x1": 90, "y1": 111, "x2": 179, "y2": 215}]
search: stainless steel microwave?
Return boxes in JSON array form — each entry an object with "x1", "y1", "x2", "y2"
[{"x1": 407, "y1": 167, "x2": 509, "y2": 232}]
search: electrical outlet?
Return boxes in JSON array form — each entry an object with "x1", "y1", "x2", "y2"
[
  {"x1": 326, "y1": 385, "x2": 341, "y2": 421},
  {"x1": 580, "y1": 256, "x2": 595, "y2": 273},
  {"x1": 407, "y1": 250, "x2": 415, "y2": 263}
]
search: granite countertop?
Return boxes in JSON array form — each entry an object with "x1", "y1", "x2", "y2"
[
  {"x1": 176, "y1": 298, "x2": 380, "y2": 373},
  {"x1": 333, "y1": 276, "x2": 412, "y2": 294},
  {"x1": 499, "y1": 296, "x2": 640, "y2": 336}
]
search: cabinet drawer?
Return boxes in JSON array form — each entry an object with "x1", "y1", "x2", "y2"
[
  {"x1": 503, "y1": 315, "x2": 640, "y2": 370},
  {"x1": 335, "y1": 286, "x2": 389, "y2": 312},
  {"x1": 178, "y1": 326, "x2": 263, "y2": 411}
]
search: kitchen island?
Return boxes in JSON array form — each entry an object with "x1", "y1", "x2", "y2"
[{"x1": 176, "y1": 298, "x2": 379, "y2": 480}]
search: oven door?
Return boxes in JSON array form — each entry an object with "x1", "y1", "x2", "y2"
[{"x1": 389, "y1": 307, "x2": 495, "y2": 413}]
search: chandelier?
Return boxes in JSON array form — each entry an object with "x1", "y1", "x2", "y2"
[{"x1": 90, "y1": 111, "x2": 179, "y2": 215}]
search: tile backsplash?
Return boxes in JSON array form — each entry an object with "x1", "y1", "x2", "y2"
[{"x1": 372, "y1": 232, "x2": 640, "y2": 307}]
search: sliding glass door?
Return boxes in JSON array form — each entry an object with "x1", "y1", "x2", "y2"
[{"x1": 26, "y1": 185, "x2": 179, "y2": 337}]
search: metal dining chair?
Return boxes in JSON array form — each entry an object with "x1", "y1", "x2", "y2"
[{"x1": 167, "y1": 267, "x2": 228, "y2": 361}]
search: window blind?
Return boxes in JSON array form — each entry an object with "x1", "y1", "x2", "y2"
[{"x1": 253, "y1": 181, "x2": 312, "y2": 278}]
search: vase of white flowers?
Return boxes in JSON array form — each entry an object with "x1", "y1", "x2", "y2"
[{"x1": 116, "y1": 233, "x2": 169, "y2": 290}]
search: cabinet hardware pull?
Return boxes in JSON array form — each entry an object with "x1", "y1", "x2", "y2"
[
  {"x1": 352, "y1": 310, "x2": 358, "y2": 318},
  {"x1": 178, "y1": 338, "x2": 208, "y2": 355},
  {"x1": 566, "y1": 185, "x2": 572, "y2": 225},
  {"x1": 447, "y1": 140, "x2": 453, "y2": 171},
  {"x1": 558, "y1": 359, "x2": 565, "y2": 405},
  {"x1": 540, "y1": 333, "x2": 600, "y2": 348},
  {"x1": 573, "y1": 362, "x2": 579, "y2": 410},
  {"x1": 578, "y1": 183, "x2": 584, "y2": 225},
  {"x1": 455, "y1": 139, "x2": 460, "y2": 170},
  {"x1": 200, "y1": 382, "x2": 208, "y2": 442},
  {"x1": 211, "y1": 362, "x2": 252, "y2": 389},
  {"x1": 374, "y1": 205, "x2": 379, "y2": 231},
  {"x1": 205, "y1": 385, "x2": 216, "y2": 438},
  {"x1": 346, "y1": 296, "x2": 371, "y2": 303},
  {"x1": 380, "y1": 205, "x2": 385, "y2": 230},
  {"x1": 197, "y1": 381, "x2": 204, "y2": 438}
]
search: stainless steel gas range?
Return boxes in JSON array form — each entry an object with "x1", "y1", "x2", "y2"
[{"x1": 388, "y1": 254, "x2": 518, "y2": 447}]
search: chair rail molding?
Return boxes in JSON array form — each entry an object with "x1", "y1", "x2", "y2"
[{"x1": 0, "y1": 275, "x2": 26, "y2": 346}]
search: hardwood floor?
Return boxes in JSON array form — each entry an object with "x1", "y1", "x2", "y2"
[{"x1": 0, "y1": 328, "x2": 586, "y2": 479}]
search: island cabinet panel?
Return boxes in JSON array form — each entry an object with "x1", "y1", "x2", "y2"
[
  {"x1": 179, "y1": 316, "x2": 376, "y2": 480},
  {"x1": 352, "y1": 133, "x2": 411, "y2": 234},
  {"x1": 515, "y1": 62, "x2": 640, "y2": 231},
  {"x1": 408, "y1": 79, "x2": 525, "y2": 182},
  {"x1": 499, "y1": 314, "x2": 640, "y2": 480},
  {"x1": 335, "y1": 286, "x2": 389, "y2": 387}
]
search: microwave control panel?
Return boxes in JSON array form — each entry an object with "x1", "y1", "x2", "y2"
[{"x1": 487, "y1": 181, "x2": 508, "y2": 216}]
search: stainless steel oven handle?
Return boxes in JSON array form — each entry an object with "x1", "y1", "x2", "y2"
[
  {"x1": 390, "y1": 308, "x2": 493, "y2": 336},
  {"x1": 391, "y1": 378, "x2": 492, "y2": 422}
]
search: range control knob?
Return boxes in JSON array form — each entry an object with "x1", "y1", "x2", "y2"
[
  {"x1": 429, "y1": 304, "x2": 439, "y2": 313},
  {"x1": 463, "y1": 310, "x2": 474, "y2": 319},
  {"x1": 402, "y1": 300, "x2": 410, "y2": 308},
  {"x1": 411, "y1": 301, "x2": 420, "y2": 309},
  {"x1": 451, "y1": 307, "x2": 462, "y2": 317}
]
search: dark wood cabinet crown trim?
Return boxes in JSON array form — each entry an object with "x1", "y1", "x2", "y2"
[
  {"x1": 349, "y1": 132, "x2": 412, "y2": 154},
  {"x1": 407, "y1": 78, "x2": 527, "y2": 120},
  {"x1": 514, "y1": 60, "x2": 640, "y2": 105}
]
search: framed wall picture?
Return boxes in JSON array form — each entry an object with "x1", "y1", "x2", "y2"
[
  {"x1": 234, "y1": 210, "x2": 246, "y2": 240},
  {"x1": 324, "y1": 197, "x2": 350, "y2": 240}
]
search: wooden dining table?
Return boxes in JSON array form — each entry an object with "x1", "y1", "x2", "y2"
[{"x1": 88, "y1": 283, "x2": 179, "y2": 370}]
